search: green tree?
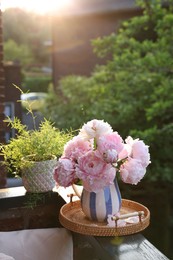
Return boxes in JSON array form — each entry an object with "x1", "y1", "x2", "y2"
[
  {"x1": 2, "y1": 8, "x2": 51, "y2": 68},
  {"x1": 4, "y1": 39, "x2": 33, "y2": 66},
  {"x1": 91, "y1": 0, "x2": 173, "y2": 182},
  {"x1": 43, "y1": 0, "x2": 173, "y2": 182}
]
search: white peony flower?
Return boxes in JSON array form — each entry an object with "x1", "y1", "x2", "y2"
[{"x1": 79, "y1": 119, "x2": 113, "y2": 140}]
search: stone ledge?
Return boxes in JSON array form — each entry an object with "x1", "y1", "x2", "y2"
[{"x1": 0, "y1": 186, "x2": 65, "y2": 231}]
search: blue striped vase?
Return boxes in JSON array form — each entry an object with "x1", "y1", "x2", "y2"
[{"x1": 81, "y1": 178, "x2": 122, "y2": 222}]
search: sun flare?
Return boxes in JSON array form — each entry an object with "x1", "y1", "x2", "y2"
[{"x1": 1, "y1": 0, "x2": 72, "y2": 14}]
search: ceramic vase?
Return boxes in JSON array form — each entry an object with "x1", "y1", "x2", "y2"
[{"x1": 81, "y1": 178, "x2": 122, "y2": 222}]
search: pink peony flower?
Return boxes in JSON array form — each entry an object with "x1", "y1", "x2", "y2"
[
  {"x1": 54, "y1": 119, "x2": 150, "y2": 192},
  {"x1": 125, "y1": 136, "x2": 151, "y2": 167},
  {"x1": 97, "y1": 132, "x2": 124, "y2": 161},
  {"x1": 63, "y1": 136, "x2": 92, "y2": 162},
  {"x1": 118, "y1": 143, "x2": 131, "y2": 160},
  {"x1": 103, "y1": 149, "x2": 118, "y2": 163},
  {"x1": 76, "y1": 150, "x2": 116, "y2": 192},
  {"x1": 54, "y1": 158, "x2": 76, "y2": 187},
  {"x1": 79, "y1": 119, "x2": 113, "y2": 140},
  {"x1": 120, "y1": 158, "x2": 146, "y2": 185}
]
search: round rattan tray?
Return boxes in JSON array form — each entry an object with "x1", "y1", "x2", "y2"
[{"x1": 59, "y1": 199, "x2": 150, "y2": 236}]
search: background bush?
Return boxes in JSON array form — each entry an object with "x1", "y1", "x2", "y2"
[{"x1": 22, "y1": 76, "x2": 52, "y2": 93}]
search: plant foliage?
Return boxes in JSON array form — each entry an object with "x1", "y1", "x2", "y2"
[
  {"x1": 22, "y1": 76, "x2": 52, "y2": 93},
  {"x1": 0, "y1": 118, "x2": 72, "y2": 176}
]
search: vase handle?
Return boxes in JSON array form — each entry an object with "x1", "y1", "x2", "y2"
[{"x1": 72, "y1": 184, "x2": 82, "y2": 199}]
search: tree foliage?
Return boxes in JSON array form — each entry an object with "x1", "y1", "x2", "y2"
[
  {"x1": 43, "y1": 0, "x2": 173, "y2": 182},
  {"x1": 4, "y1": 39, "x2": 33, "y2": 66},
  {"x1": 2, "y1": 8, "x2": 51, "y2": 68}
]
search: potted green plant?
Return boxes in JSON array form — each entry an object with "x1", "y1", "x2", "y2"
[{"x1": 0, "y1": 117, "x2": 72, "y2": 193}]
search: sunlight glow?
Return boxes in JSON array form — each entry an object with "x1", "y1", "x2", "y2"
[{"x1": 1, "y1": 0, "x2": 72, "y2": 14}]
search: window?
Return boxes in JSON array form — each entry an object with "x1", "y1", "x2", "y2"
[{"x1": 4, "y1": 102, "x2": 15, "y2": 143}]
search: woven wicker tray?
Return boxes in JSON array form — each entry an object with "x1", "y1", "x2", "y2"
[{"x1": 59, "y1": 199, "x2": 150, "y2": 236}]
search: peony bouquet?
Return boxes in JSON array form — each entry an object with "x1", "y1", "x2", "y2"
[{"x1": 54, "y1": 119, "x2": 150, "y2": 193}]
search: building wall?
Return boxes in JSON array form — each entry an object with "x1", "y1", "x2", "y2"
[
  {"x1": 0, "y1": 8, "x2": 6, "y2": 188},
  {"x1": 52, "y1": 8, "x2": 140, "y2": 86},
  {"x1": 0, "y1": 8, "x2": 5, "y2": 144},
  {"x1": 0, "y1": 9, "x2": 22, "y2": 187}
]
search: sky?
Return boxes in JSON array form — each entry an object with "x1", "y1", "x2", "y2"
[{"x1": 1, "y1": 0, "x2": 73, "y2": 14}]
